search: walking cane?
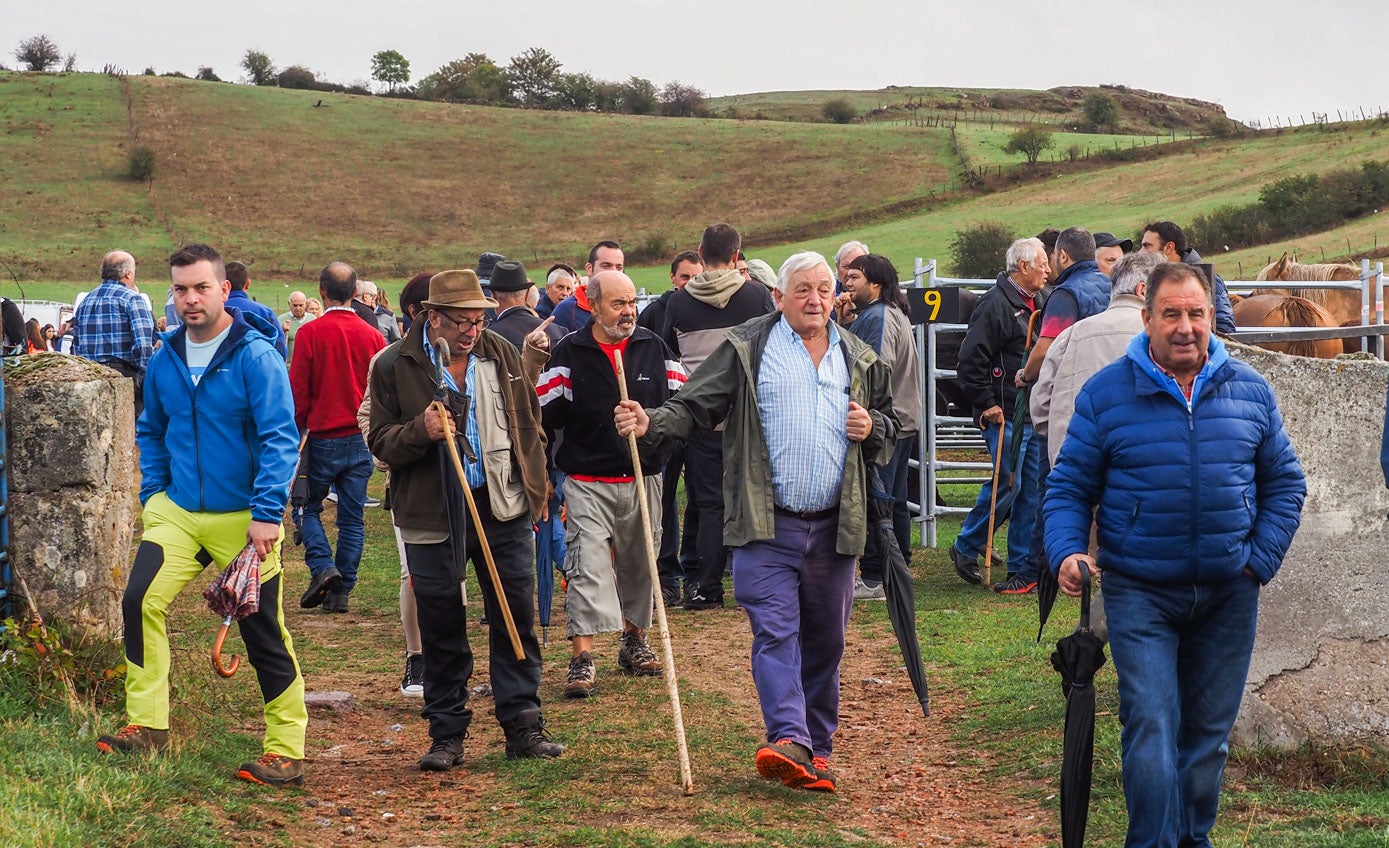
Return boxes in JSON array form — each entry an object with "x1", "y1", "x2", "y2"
[
  {"x1": 432, "y1": 339, "x2": 526, "y2": 661},
  {"x1": 982, "y1": 418, "x2": 1006, "y2": 588},
  {"x1": 614, "y1": 349, "x2": 695, "y2": 796}
]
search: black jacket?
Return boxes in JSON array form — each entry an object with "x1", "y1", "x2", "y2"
[
  {"x1": 537, "y1": 323, "x2": 685, "y2": 476},
  {"x1": 957, "y1": 273, "x2": 1047, "y2": 424},
  {"x1": 491, "y1": 305, "x2": 567, "y2": 351}
]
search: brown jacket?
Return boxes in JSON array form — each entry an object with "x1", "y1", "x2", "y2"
[{"x1": 367, "y1": 319, "x2": 549, "y2": 532}]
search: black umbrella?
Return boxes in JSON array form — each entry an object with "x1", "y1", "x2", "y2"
[
  {"x1": 1036, "y1": 566, "x2": 1060, "y2": 643},
  {"x1": 203, "y1": 543, "x2": 261, "y2": 678},
  {"x1": 1049, "y1": 566, "x2": 1106, "y2": 848},
  {"x1": 868, "y1": 465, "x2": 930, "y2": 717}
]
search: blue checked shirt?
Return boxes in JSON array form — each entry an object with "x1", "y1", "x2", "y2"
[
  {"x1": 427, "y1": 336, "x2": 485, "y2": 489},
  {"x1": 73, "y1": 279, "x2": 155, "y2": 371},
  {"x1": 756, "y1": 316, "x2": 850, "y2": 512}
]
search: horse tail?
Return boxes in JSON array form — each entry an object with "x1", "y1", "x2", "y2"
[{"x1": 1277, "y1": 295, "x2": 1332, "y2": 328}]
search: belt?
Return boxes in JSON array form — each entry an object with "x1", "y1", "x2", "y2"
[{"x1": 774, "y1": 504, "x2": 837, "y2": 521}]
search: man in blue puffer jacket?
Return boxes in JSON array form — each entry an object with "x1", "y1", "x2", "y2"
[
  {"x1": 1044, "y1": 262, "x2": 1305, "y2": 848},
  {"x1": 98, "y1": 244, "x2": 308, "y2": 788}
]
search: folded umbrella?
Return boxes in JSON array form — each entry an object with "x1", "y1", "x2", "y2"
[
  {"x1": 289, "y1": 434, "x2": 310, "y2": 545},
  {"x1": 202, "y1": 543, "x2": 261, "y2": 678},
  {"x1": 1049, "y1": 566, "x2": 1106, "y2": 848},
  {"x1": 868, "y1": 465, "x2": 930, "y2": 717}
]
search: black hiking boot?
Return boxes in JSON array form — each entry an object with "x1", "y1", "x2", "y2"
[
  {"x1": 502, "y1": 708, "x2": 566, "y2": 759},
  {"x1": 417, "y1": 735, "x2": 466, "y2": 772}
]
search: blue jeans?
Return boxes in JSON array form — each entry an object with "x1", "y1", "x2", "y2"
[
  {"x1": 732, "y1": 512, "x2": 855, "y2": 759},
  {"x1": 1103, "y1": 571, "x2": 1261, "y2": 848},
  {"x1": 861, "y1": 434, "x2": 916, "y2": 584},
  {"x1": 955, "y1": 421, "x2": 1039, "y2": 577},
  {"x1": 301, "y1": 433, "x2": 373, "y2": 592}
]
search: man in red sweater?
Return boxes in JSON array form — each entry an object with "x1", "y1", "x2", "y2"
[{"x1": 289, "y1": 261, "x2": 386, "y2": 613}]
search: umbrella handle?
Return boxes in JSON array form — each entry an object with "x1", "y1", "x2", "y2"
[
  {"x1": 1077, "y1": 565, "x2": 1093, "y2": 634},
  {"x1": 212, "y1": 616, "x2": 241, "y2": 678}
]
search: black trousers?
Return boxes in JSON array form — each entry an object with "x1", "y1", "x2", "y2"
[
  {"x1": 683, "y1": 430, "x2": 728, "y2": 600},
  {"x1": 404, "y1": 489, "x2": 542, "y2": 741},
  {"x1": 656, "y1": 442, "x2": 699, "y2": 589}
]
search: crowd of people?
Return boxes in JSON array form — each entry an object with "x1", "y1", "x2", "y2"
[{"x1": 59, "y1": 218, "x2": 1305, "y2": 845}]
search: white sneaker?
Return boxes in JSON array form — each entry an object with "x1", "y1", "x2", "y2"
[
  {"x1": 400, "y1": 654, "x2": 424, "y2": 697},
  {"x1": 853, "y1": 577, "x2": 886, "y2": 601},
  {"x1": 325, "y1": 490, "x2": 338, "y2": 504}
]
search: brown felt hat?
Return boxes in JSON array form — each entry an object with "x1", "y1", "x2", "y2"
[{"x1": 422, "y1": 269, "x2": 499, "y2": 310}]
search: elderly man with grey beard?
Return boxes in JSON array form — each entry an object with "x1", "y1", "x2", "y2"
[
  {"x1": 616, "y1": 251, "x2": 897, "y2": 793},
  {"x1": 537, "y1": 271, "x2": 687, "y2": 699}
]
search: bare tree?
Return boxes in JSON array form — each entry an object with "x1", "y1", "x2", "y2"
[
  {"x1": 62, "y1": 52, "x2": 77, "y2": 73},
  {"x1": 14, "y1": 35, "x2": 61, "y2": 72},
  {"x1": 658, "y1": 81, "x2": 707, "y2": 117}
]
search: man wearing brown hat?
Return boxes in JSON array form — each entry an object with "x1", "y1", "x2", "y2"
[
  {"x1": 367, "y1": 268, "x2": 565, "y2": 770},
  {"x1": 489, "y1": 260, "x2": 567, "y2": 351}
]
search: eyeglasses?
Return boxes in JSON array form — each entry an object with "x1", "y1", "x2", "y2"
[{"x1": 435, "y1": 311, "x2": 489, "y2": 332}]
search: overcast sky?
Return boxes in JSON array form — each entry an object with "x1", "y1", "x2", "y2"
[{"x1": 10, "y1": 0, "x2": 1386, "y2": 124}]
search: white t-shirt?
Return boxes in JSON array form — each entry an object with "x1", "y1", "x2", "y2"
[{"x1": 186, "y1": 325, "x2": 233, "y2": 386}]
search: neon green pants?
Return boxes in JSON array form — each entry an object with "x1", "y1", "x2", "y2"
[{"x1": 122, "y1": 492, "x2": 307, "y2": 759}]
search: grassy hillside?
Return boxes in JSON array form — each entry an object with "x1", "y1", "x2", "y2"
[
  {"x1": 731, "y1": 122, "x2": 1389, "y2": 288},
  {"x1": 708, "y1": 84, "x2": 1234, "y2": 135},
  {"x1": 0, "y1": 71, "x2": 956, "y2": 286},
  {"x1": 2, "y1": 72, "x2": 1385, "y2": 305}
]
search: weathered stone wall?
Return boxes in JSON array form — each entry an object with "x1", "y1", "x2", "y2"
[
  {"x1": 1229, "y1": 344, "x2": 1389, "y2": 749},
  {"x1": 6, "y1": 354, "x2": 135, "y2": 638}
]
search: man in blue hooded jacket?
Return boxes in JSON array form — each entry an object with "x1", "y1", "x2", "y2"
[
  {"x1": 1044, "y1": 262, "x2": 1305, "y2": 848},
  {"x1": 97, "y1": 244, "x2": 308, "y2": 788}
]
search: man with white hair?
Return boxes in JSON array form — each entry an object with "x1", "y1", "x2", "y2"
[
  {"x1": 537, "y1": 271, "x2": 687, "y2": 698},
  {"x1": 351, "y1": 278, "x2": 381, "y2": 327},
  {"x1": 279, "y1": 290, "x2": 315, "y2": 366},
  {"x1": 1032, "y1": 251, "x2": 1160, "y2": 466},
  {"x1": 950, "y1": 237, "x2": 1049, "y2": 594},
  {"x1": 536, "y1": 264, "x2": 577, "y2": 319},
  {"x1": 616, "y1": 251, "x2": 898, "y2": 793},
  {"x1": 833, "y1": 240, "x2": 868, "y2": 293}
]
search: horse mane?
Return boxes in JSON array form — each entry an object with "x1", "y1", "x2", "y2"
[
  {"x1": 1276, "y1": 296, "x2": 1336, "y2": 358},
  {"x1": 1257, "y1": 255, "x2": 1360, "y2": 282}
]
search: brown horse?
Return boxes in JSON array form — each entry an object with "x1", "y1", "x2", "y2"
[
  {"x1": 1232, "y1": 294, "x2": 1343, "y2": 359},
  {"x1": 1256, "y1": 253, "x2": 1363, "y2": 326}
]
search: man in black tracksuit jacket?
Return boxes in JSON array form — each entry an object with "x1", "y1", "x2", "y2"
[
  {"x1": 537, "y1": 271, "x2": 688, "y2": 697},
  {"x1": 662, "y1": 224, "x2": 774, "y2": 610}
]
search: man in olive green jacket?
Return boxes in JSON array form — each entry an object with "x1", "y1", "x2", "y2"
[{"x1": 616, "y1": 252, "x2": 896, "y2": 793}]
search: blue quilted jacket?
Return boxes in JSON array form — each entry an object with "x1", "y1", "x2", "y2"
[{"x1": 1043, "y1": 332, "x2": 1305, "y2": 585}]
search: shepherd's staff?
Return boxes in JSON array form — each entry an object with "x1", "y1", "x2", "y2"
[
  {"x1": 432, "y1": 338, "x2": 525, "y2": 661},
  {"x1": 982, "y1": 419, "x2": 1006, "y2": 588},
  {"x1": 614, "y1": 349, "x2": 695, "y2": 796},
  {"x1": 985, "y1": 308, "x2": 1042, "y2": 587}
]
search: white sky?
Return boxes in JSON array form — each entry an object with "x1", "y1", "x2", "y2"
[{"x1": 8, "y1": 0, "x2": 1386, "y2": 124}]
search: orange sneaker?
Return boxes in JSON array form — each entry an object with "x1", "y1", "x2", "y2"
[
  {"x1": 754, "y1": 739, "x2": 815, "y2": 788},
  {"x1": 804, "y1": 756, "x2": 838, "y2": 792}
]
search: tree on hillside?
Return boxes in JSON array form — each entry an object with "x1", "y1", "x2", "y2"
[
  {"x1": 277, "y1": 65, "x2": 318, "y2": 90},
  {"x1": 417, "y1": 53, "x2": 511, "y2": 104},
  {"x1": 241, "y1": 49, "x2": 276, "y2": 85},
  {"x1": 370, "y1": 49, "x2": 410, "y2": 92},
  {"x1": 552, "y1": 72, "x2": 599, "y2": 111},
  {"x1": 618, "y1": 76, "x2": 658, "y2": 115},
  {"x1": 1083, "y1": 92, "x2": 1119, "y2": 133},
  {"x1": 1003, "y1": 126, "x2": 1053, "y2": 164},
  {"x1": 14, "y1": 35, "x2": 62, "y2": 71},
  {"x1": 950, "y1": 221, "x2": 1014, "y2": 279},
  {"x1": 196, "y1": 66, "x2": 221, "y2": 82},
  {"x1": 822, "y1": 97, "x2": 858, "y2": 124},
  {"x1": 63, "y1": 52, "x2": 77, "y2": 73},
  {"x1": 507, "y1": 47, "x2": 561, "y2": 108},
  {"x1": 659, "y1": 81, "x2": 707, "y2": 117}
]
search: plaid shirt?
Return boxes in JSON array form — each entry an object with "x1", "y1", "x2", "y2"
[{"x1": 73, "y1": 279, "x2": 155, "y2": 372}]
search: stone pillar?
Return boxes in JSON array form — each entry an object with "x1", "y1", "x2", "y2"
[
  {"x1": 6, "y1": 354, "x2": 135, "y2": 638},
  {"x1": 1229, "y1": 345, "x2": 1389, "y2": 749}
]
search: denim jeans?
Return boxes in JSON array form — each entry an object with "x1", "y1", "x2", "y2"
[
  {"x1": 1103, "y1": 571, "x2": 1261, "y2": 848},
  {"x1": 955, "y1": 421, "x2": 1039, "y2": 577},
  {"x1": 861, "y1": 434, "x2": 916, "y2": 584},
  {"x1": 301, "y1": 433, "x2": 373, "y2": 591}
]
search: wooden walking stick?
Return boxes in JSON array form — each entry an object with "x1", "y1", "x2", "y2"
[
  {"x1": 614, "y1": 349, "x2": 695, "y2": 796},
  {"x1": 982, "y1": 418, "x2": 1006, "y2": 588},
  {"x1": 432, "y1": 339, "x2": 525, "y2": 661}
]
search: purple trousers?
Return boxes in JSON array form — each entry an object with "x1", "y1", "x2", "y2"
[{"x1": 732, "y1": 512, "x2": 855, "y2": 759}]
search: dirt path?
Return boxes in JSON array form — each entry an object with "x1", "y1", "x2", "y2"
[{"x1": 223, "y1": 577, "x2": 1061, "y2": 848}]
